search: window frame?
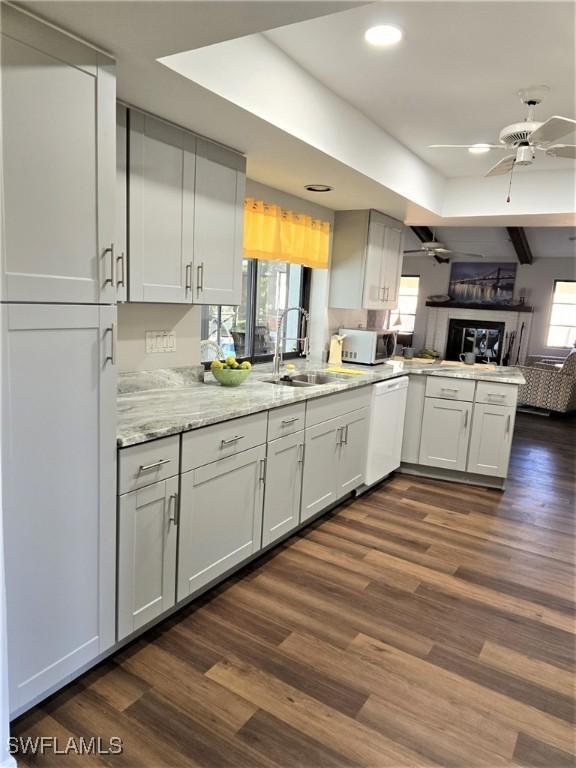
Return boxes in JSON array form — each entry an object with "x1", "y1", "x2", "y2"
[
  {"x1": 201, "y1": 259, "x2": 312, "y2": 367},
  {"x1": 394, "y1": 274, "x2": 420, "y2": 335},
  {"x1": 546, "y1": 279, "x2": 576, "y2": 350}
]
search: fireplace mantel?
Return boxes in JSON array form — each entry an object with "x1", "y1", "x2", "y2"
[{"x1": 426, "y1": 301, "x2": 533, "y2": 313}]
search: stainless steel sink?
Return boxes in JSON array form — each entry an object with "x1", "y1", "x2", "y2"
[{"x1": 265, "y1": 371, "x2": 345, "y2": 387}]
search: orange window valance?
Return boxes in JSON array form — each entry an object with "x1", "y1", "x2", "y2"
[{"x1": 243, "y1": 198, "x2": 330, "y2": 269}]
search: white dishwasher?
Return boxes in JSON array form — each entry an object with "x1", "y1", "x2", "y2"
[{"x1": 364, "y1": 377, "x2": 409, "y2": 486}]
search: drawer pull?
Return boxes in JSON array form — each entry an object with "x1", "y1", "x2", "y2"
[
  {"x1": 281, "y1": 416, "x2": 300, "y2": 425},
  {"x1": 138, "y1": 458, "x2": 171, "y2": 473},
  {"x1": 441, "y1": 387, "x2": 459, "y2": 393},
  {"x1": 487, "y1": 392, "x2": 506, "y2": 398},
  {"x1": 221, "y1": 435, "x2": 245, "y2": 447}
]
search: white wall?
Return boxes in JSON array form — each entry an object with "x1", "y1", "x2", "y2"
[
  {"x1": 403, "y1": 252, "x2": 576, "y2": 357},
  {"x1": 117, "y1": 304, "x2": 201, "y2": 373}
]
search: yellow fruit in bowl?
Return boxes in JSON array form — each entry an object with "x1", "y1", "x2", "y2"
[
  {"x1": 225, "y1": 356, "x2": 237, "y2": 368},
  {"x1": 210, "y1": 359, "x2": 223, "y2": 369},
  {"x1": 240, "y1": 361, "x2": 252, "y2": 370}
]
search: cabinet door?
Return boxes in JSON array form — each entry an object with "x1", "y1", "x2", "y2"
[
  {"x1": 192, "y1": 139, "x2": 246, "y2": 305},
  {"x1": 177, "y1": 446, "x2": 265, "y2": 601},
  {"x1": 300, "y1": 417, "x2": 340, "y2": 522},
  {"x1": 1, "y1": 6, "x2": 116, "y2": 303},
  {"x1": 118, "y1": 477, "x2": 178, "y2": 640},
  {"x1": 419, "y1": 397, "x2": 472, "y2": 471},
  {"x1": 3, "y1": 304, "x2": 117, "y2": 715},
  {"x1": 337, "y1": 408, "x2": 369, "y2": 498},
  {"x1": 363, "y1": 215, "x2": 386, "y2": 309},
  {"x1": 467, "y1": 404, "x2": 515, "y2": 478},
  {"x1": 262, "y1": 432, "x2": 304, "y2": 547},
  {"x1": 401, "y1": 376, "x2": 427, "y2": 463},
  {"x1": 115, "y1": 104, "x2": 128, "y2": 302},
  {"x1": 129, "y1": 111, "x2": 195, "y2": 303},
  {"x1": 381, "y1": 224, "x2": 404, "y2": 308}
]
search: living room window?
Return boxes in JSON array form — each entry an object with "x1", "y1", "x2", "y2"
[
  {"x1": 547, "y1": 280, "x2": 576, "y2": 348},
  {"x1": 394, "y1": 275, "x2": 420, "y2": 333},
  {"x1": 201, "y1": 258, "x2": 310, "y2": 363}
]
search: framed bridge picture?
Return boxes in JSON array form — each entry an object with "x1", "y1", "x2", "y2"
[{"x1": 448, "y1": 262, "x2": 517, "y2": 305}]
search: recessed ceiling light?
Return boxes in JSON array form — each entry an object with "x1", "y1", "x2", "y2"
[
  {"x1": 468, "y1": 143, "x2": 491, "y2": 155},
  {"x1": 364, "y1": 25, "x2": 403, "y2": 47},
  {"x1": 305, "y1": 184, "x2": 333, "y2": 193}
]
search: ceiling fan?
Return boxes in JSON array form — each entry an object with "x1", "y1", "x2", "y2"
[
  {"x1": 429, "y1": 87, "x2": 576, "y2": 177},
  {"x1": 403, "y1": 240, "x2": 485, "y2": 264}
]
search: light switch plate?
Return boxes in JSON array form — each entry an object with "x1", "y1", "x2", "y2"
[{"x1": 145, "y1": 331, "x2": 176, "y2": 354}]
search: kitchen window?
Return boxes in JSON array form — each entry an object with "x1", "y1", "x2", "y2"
[
  {"x1": 201, "y1": 258, "x2": 310, "y2": 363},
  {"x1": 394, "y1": 275, "x2": 420, "y2": 333},
  {"x1": 547, "y1": 280, "x2": 576, "y2": 348}
]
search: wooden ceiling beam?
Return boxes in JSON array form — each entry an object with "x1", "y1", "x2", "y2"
[
  {"x1": 506, "y1": 227, "x2": 533, "y2": 264},
  {"x1": 410, "y1": 225, "x2": 434, "y2": 243}
]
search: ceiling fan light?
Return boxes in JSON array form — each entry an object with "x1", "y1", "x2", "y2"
[
  {"x1": 364, "y1": 25, "x2": 403, "y2": 47},
  {"x1": 468, "y1": 144, "x2": 491, "y2": 155}
]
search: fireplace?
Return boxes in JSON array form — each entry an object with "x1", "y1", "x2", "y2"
[{"x1": 445, "y1": 319, "x2": 505, "y2": 364}]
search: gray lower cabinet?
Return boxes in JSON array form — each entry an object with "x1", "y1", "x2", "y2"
[
  {"x1": 262, "y1": 431, "x2": 304, "y2": 547},
  {"x1": 467, "y1": 403, "x2": 516, "y2": 478},
  {"x1": 419, "y1": 397, "x2": 473, "y2": 471},
  {"x1": 1, "y1": 5, "x2": 116, "y2": 304},
  {"x1": 3, "y1": 304, "x2": 117, "y2": 716},
  {"x1": 301, "y1": 408, "x2": 369, "y2": 523},
  {"x1": 177, "y1": 445, "x2": 265, "y2": 601},
  {"x1": 117, "y1": 477, "x2": 178, "y2": 641}
]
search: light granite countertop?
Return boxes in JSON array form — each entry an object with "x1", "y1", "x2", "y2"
[{"x1": 117, "y1": 360, "x2": 525, "y2": 448}]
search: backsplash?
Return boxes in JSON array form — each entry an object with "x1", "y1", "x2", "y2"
[{"x1": 117, "y1": 304, "x2": 202, "y2": 373}]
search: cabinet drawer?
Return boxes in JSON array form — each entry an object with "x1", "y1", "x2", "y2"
[
  {"x1": 306, "y1": 386, "x2": 371, "y2": 427},
  {"x1": 475, "y1": 381, "x2": 518, "y2": 408},
  {"x1": 119, "y1": 435, "x2": 180, "y2": 495},
  {"x1": 267, "y1": 402, "x2": 306, "y2": 441},
  {"x1": 425, "y1": 376, "x2": 476, "y2": 402},
  {"x1": 182, "y1": 412, "x2": 267, "y2": 471}
]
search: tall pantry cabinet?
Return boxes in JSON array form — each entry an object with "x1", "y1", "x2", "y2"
[{"x1": 1, "y1": 5, "x2": 118, "y2": 715}]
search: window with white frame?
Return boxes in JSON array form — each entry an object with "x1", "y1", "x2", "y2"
[
  {"x1": 547, "y1": 280, "x2": 576, "y2": 348},
  {"x1": 393, "y1": 276, "x2": 420, "y2": 333}
]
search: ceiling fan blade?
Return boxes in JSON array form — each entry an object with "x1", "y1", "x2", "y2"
[
  {"x1": 546, "y1": 144, "x2": 576, "y2": 159},
  {"x1": 433, "y1": 247, "x2": 451, "y2": 253},
  {"x1": 428, "y1": 144, "x2": 507, "y2": 149},
  {"x1": 433, "y1": 254, "x2": 450, "y2": 264},
  {"x1": 403, "y1": 249, "x2": 426, "y2": 254},
  {"x1": 485, "y1": 155, "x2": 516, "y2": 177},
  {"x1": 530, "y1": 116, "x2": 576, "y2": 146}
]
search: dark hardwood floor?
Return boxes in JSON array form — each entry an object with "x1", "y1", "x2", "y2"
[{"x1": 12, "y1": 413, "x2": 576, "y2": 767}]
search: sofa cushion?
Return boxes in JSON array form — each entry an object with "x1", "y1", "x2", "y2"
[{"x1": 560, "y1": 349, "x2": 576, "y2": 376}]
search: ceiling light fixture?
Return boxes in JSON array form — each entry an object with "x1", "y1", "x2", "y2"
[
  {"x1": 364, "y1": 25, "x2": 403, "y2": 47},
  {"x1": 305, "y1": 184, "x2": 333, "y2": 192},
  {"x1": 468, "y1": 143, "x2": 491, "y2": 155}
]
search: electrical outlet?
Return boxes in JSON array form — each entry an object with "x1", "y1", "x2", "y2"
[{"x1": 145, "y1": 331, "x2": 176, "y2": 354}]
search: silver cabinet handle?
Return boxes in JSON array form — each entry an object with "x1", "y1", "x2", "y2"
[
  {"x1": 168, "y1": 492, "x2": 178, "y2": 525},
  {"x1": 441, "y1": 387, "x2": 459, "y2": 393},
  {"x1": 487, "y1": 392, "x2": 506, "y2": 399},
  {"x1": 104, "y1": 243, "x2": 116, "y2": 287},
  {"x1": 139, "y1": 458, "x2": 171, "y2": 473},
  {"x1": 185, "y1": 263, "x2": 192, "y2": 292},
  {"x1": 297, "y1": 443, "x2": 305, "y2": 463},
  {"x1": 117, "y1": 252, "x2": 126, "y2": 288},
  {"x1": 341, "y1": 424, "x2": 349, "y2": 445},
  {"x1": 106, "y1": 323, "x2": 116, "y2": 365},
  {"x1": 221, "y1": 435, "x2": 244, "y2": 447},
  {"x1": 281, "y1": 416, "x2": 299, "y2": 425},
  {"x1": 336, "y1": 426, "x2": 344, "y2": 446},
  {"x1": 197, "y1": 263, "x2": 204, "y2": 294},
  {"x1": 379, "y1": 286, "x2": 385, "y2": 301},
  {"x1": 506, "y1": 414, "x2": 511, "y2": 434},
  {"x1": 259, "y1": 457, "x2": 267, "y2": 483},
  {"x1": 463, "y1": 410, "x2": 469, "y2": 429}
]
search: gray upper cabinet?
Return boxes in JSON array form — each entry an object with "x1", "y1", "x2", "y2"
[
  {"x1": 1, "y1": 5, "x2": 116, "y2": 304},
  {"x1": 3, "y1": 303, "x2": 117, "y2": 715},
  {"x1": 192, "y1": 139, "x2": 246, "y2": 306},
  {"x1": 329, "y1": 210, "x2": 404, "y2": 310},
  {"x1": 129, "y1": 110, "x2": 195, "y2": 303}
]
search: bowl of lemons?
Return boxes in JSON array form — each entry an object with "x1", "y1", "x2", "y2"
[{"x1": 210, "y1": 357, "x2": 252, "y2": 387}]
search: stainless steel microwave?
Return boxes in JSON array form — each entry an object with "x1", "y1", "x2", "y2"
[{"x1": 339, "y1": 328, "x2": 397, "y2": 365}]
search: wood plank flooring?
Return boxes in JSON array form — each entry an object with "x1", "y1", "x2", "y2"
[{"x1": 11, "y1": 413, "x2": 576, "y2": 767}]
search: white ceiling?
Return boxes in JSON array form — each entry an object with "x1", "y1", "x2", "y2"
[
  {"x1": 266, "y1": 2, "x2": 576, "y2": 177},
  {"x1": 403, "y1": 226, "x2": 576, "y2": 260}
]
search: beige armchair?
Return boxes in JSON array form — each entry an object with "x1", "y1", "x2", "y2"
[{"x1": 517, "y1": 350, "x2": 576, "y2": 413}]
